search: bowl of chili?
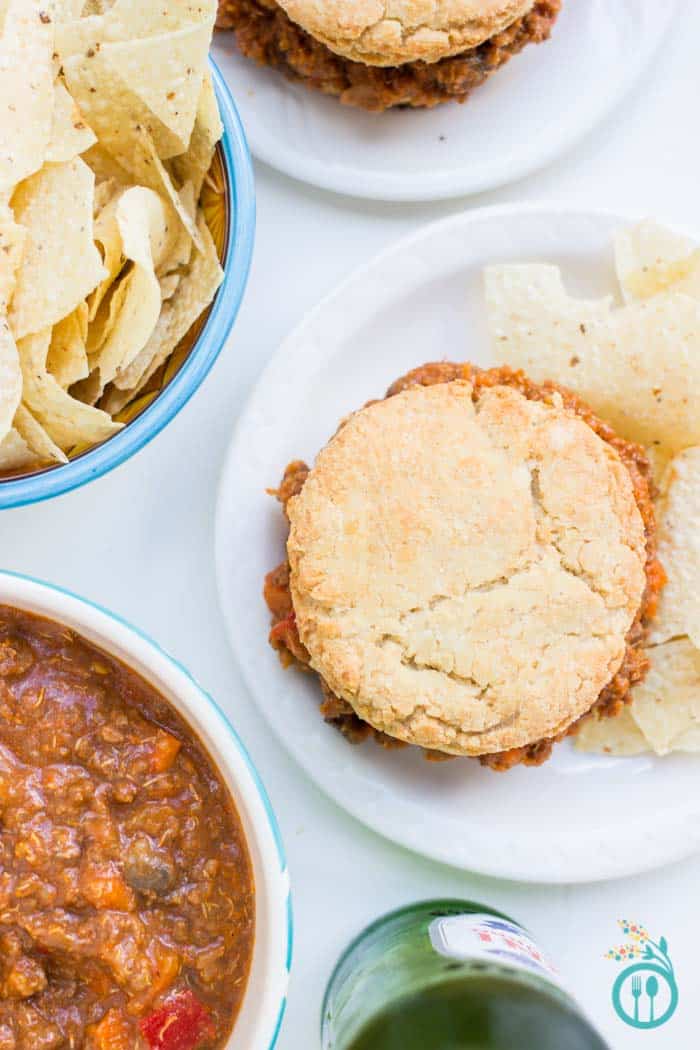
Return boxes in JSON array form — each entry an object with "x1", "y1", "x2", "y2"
[{"x1": 0, "y1": 570, "x2": 291, "y2": 1050}]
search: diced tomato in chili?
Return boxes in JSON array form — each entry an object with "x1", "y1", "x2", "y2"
[
  {"x1": 139, "y1": 990, "x2": 215, "y2": 1050},
  {"x1": 269, "y1": 611, "x2": 295, "y2": 648},
  {"x1": 269, "y1": 610, "x2": 308, "y2": 663}
]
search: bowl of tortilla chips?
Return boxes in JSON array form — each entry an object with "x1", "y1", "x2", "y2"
[{"x1": 0, "y1": 1, "x2": 255, "y2": 508}]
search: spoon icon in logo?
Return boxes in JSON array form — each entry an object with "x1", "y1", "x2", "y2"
[{"x1": 646, "y1": 976, "x2": 659, "y2": 1024}]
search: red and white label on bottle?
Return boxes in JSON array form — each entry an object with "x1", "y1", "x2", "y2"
[{"x1": 429, "y1": 913, "x2": 565, "y2": 990}]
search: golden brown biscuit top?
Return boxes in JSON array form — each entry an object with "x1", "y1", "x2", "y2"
[
  {"x1": 286, "y1": 381, "x2": 647, "y2": 756},
  {"x1": 277, "y1": 0, "x2": 535, "y2": 66}
]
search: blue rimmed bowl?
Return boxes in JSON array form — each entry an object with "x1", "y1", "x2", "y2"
[
  {"x1": 0, "y1": 570, "x2": 291, "y2": 1049},
  {"x1": 0, "y1": 59, "x2": 255, "y2": 510}
]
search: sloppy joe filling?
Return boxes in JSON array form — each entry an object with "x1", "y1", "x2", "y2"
[{"x1": 216, "y1": 0, "x2": 562, "y2": 111}]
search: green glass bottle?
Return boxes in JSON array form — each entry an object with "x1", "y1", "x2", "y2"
[{"x1": 322, "y1": 900, "x2": 609, "y2": 1050}]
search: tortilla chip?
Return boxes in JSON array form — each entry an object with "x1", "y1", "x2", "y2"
[
  {"x1": 159, "y1": 273, "x2": 181, "y2": 301},
  {"x1": 68, "y1": 121, "x2": 201, "y2": 262},
  {"x1": 45, "y1": 77, "x2": 97, "y2": 164},
  {"x1": 88, "y1": 192, "x2": 125, "y2": 321},
  {"x1": 133, "y1": 132, "x2": 203, "y2": 253},
  {"x1": 92, "y1": 177, "x2": 120, "y2": 217},
  {"x1": 46, "y1": 0, "x2": 87, "y2": 19},
  {"x1": 87, "y1": 273, "x2": 127, "y2": 351},
  {"x1": 575, "y1": 707, "x2": 649, "y2": 757},
  {"x1": 0, "y1": 316, "x2": 22, "y2": 440},
  {"x1": 629, "y1": 639, "x2": 700, "y2": 755},
  {"x1": 80, "y1": 0, "x2": 112, "y2": 13},
  {"x1": 87, "y1": 267, "x2": 161, "y2": 396},
  {"x1": 55, "y1": 0, "x2": 217, "y2": 58},
  {"x1": 484, "y1": 265, "x2": 700, "y2": 457},
  {"x1": 111, "y1": 210, "x2": 221, "y2": 397},
  {"x1": 0, "y1": 427, "x2": 37, "y2": 472},
  {"x1": 112, "y1": 388, "x2": 158, "y2": 425},
  {"x1": 82, "y1": 143, "x2": 132, "y2": 189},
  {"x1": 76, "y1": 300, "x2": 88, "y2": 343},
  {"x1": 98, "y1": 25, "x2": 212, "y2": 154},
  {"x1": 61, "y1": 49, "x2": 186, "y2": 166},
  {"x1": 162, "y1": 340, "x2": 192, "y2": 387},
  {"x1": 0, "y1": 0, "x2": 54, "y2": 193},
  {"x1": 86, "y1": 187, "x2": 179, "y2": 391},
  {"x1": 0, "y1": 206, "x2": 26, "y2": 308},
  {"x1": 171, "y1": 72, "x2": 222, "y2": 201},
  {"x1": 116, "y1": 186, "x2": 180, "y2": 273},
  {"x1": 47, "y1": 305, "x2": 90, "y2": 388},
  {"x1": 157, "y1": 180, "x2": 196, "y2": 274},
  {"x1": 81, "y1": 130, "x2": 200, "y2": 255},
  {"x1": 14, "y1": 403, "x2": 67, "y2": 464},
  {"x1": 9, "y1": 157, "x2": 105, "y2": 339},
  {"x1": 615, "y1": 220, "x2": 700, "y2": 302},
  {"x1": 645, "y1": 444, "x2": 671, "y2": 487},
  {"x1": 70, "y1": 369, "x2": 103, "y2": 407},
  {"x1": 0, "y1": 210, "x2": 23, "y2": 438},
  {"x1": 649, "y1": 447, "x2": 700, "y2": 649},
  {"x1": 57, "y1": 0, "x2": 217, "y2": 162},
  {"x1": 18, "y1": 328, "x2": 122, "y2": 451}
]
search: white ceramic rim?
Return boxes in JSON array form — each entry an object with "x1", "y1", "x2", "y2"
[
  {"x1": 0, "y1": 570, "x2": 291, "y2": 1049},
  {"x1": 215, "y1": 201, "x2": 700, "y2": 885}
]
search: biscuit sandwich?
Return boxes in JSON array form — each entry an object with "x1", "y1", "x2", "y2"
[
  {"x1": 264, "y1": 363, "x2": 664, "y2": 770},
  {"x1": 217, "y1": 0, "x2": 562, "y2": 111}
]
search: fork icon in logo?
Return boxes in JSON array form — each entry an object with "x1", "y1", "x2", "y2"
[{"x1": 630, "y1": 975, "x2": 642, "y2": 1024}]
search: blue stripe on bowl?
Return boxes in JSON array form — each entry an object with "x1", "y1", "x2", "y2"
[
  {"x1": 286, "y1": 891, "x2": 294, "y2": 972},
  {"x1": 0, "y1": 58, "x2": 256, "y2": 509},
  {"x1": 270, "y1": 995, "x2": 289, "y2": 1050}
]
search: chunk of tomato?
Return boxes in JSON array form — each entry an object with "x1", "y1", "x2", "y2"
[{"x1": 139, "y1": 990, "x2": 215, "y2": 1050}]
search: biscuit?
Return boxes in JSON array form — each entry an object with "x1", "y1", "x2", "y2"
[
  {"x1": 286, "y1": 381, "x2": 647, "y2": 756},
  {"x1": 277, "y1": 0, "x2": 535, "y2": 66}
]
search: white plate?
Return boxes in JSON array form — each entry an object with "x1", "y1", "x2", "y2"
[
  {"x1": 213, "y1": 1, "x2": 680, "y2": 202},
  {"x1": 215, "y1": 203, "x2": 700, "y2": 883}
]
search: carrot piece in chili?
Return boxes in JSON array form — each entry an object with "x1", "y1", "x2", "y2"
[
  {"x1": 151, "y1": 729, "x2": 182, "y2": 773},
  {"x1": 137, "y1": 949, "x2": 181, "y2": 1010},
  {"x1": 81, "y1": 864, "x2": 136, "y2": 912},
  {"x1": 88, "y1": 1008, "x2": 133, "y2": 1050},
  {"x1": 140, "y1": 990, "x2": 215, "y2": 1050}
]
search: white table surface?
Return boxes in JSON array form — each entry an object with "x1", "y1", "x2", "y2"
[{"x1": 2, "y1": 6, "x2": 698, "y2": 1048}]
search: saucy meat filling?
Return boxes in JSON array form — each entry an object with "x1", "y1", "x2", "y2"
[
  {"x1": 264, "y1": 363, "x2": 665, "y2": 770},
  {"x1": 216, "y1": 0, "x2": 562, "y2": 111},
  {"x1": 0, "y1": 608, "x2": 254, "y2": 1050}
]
